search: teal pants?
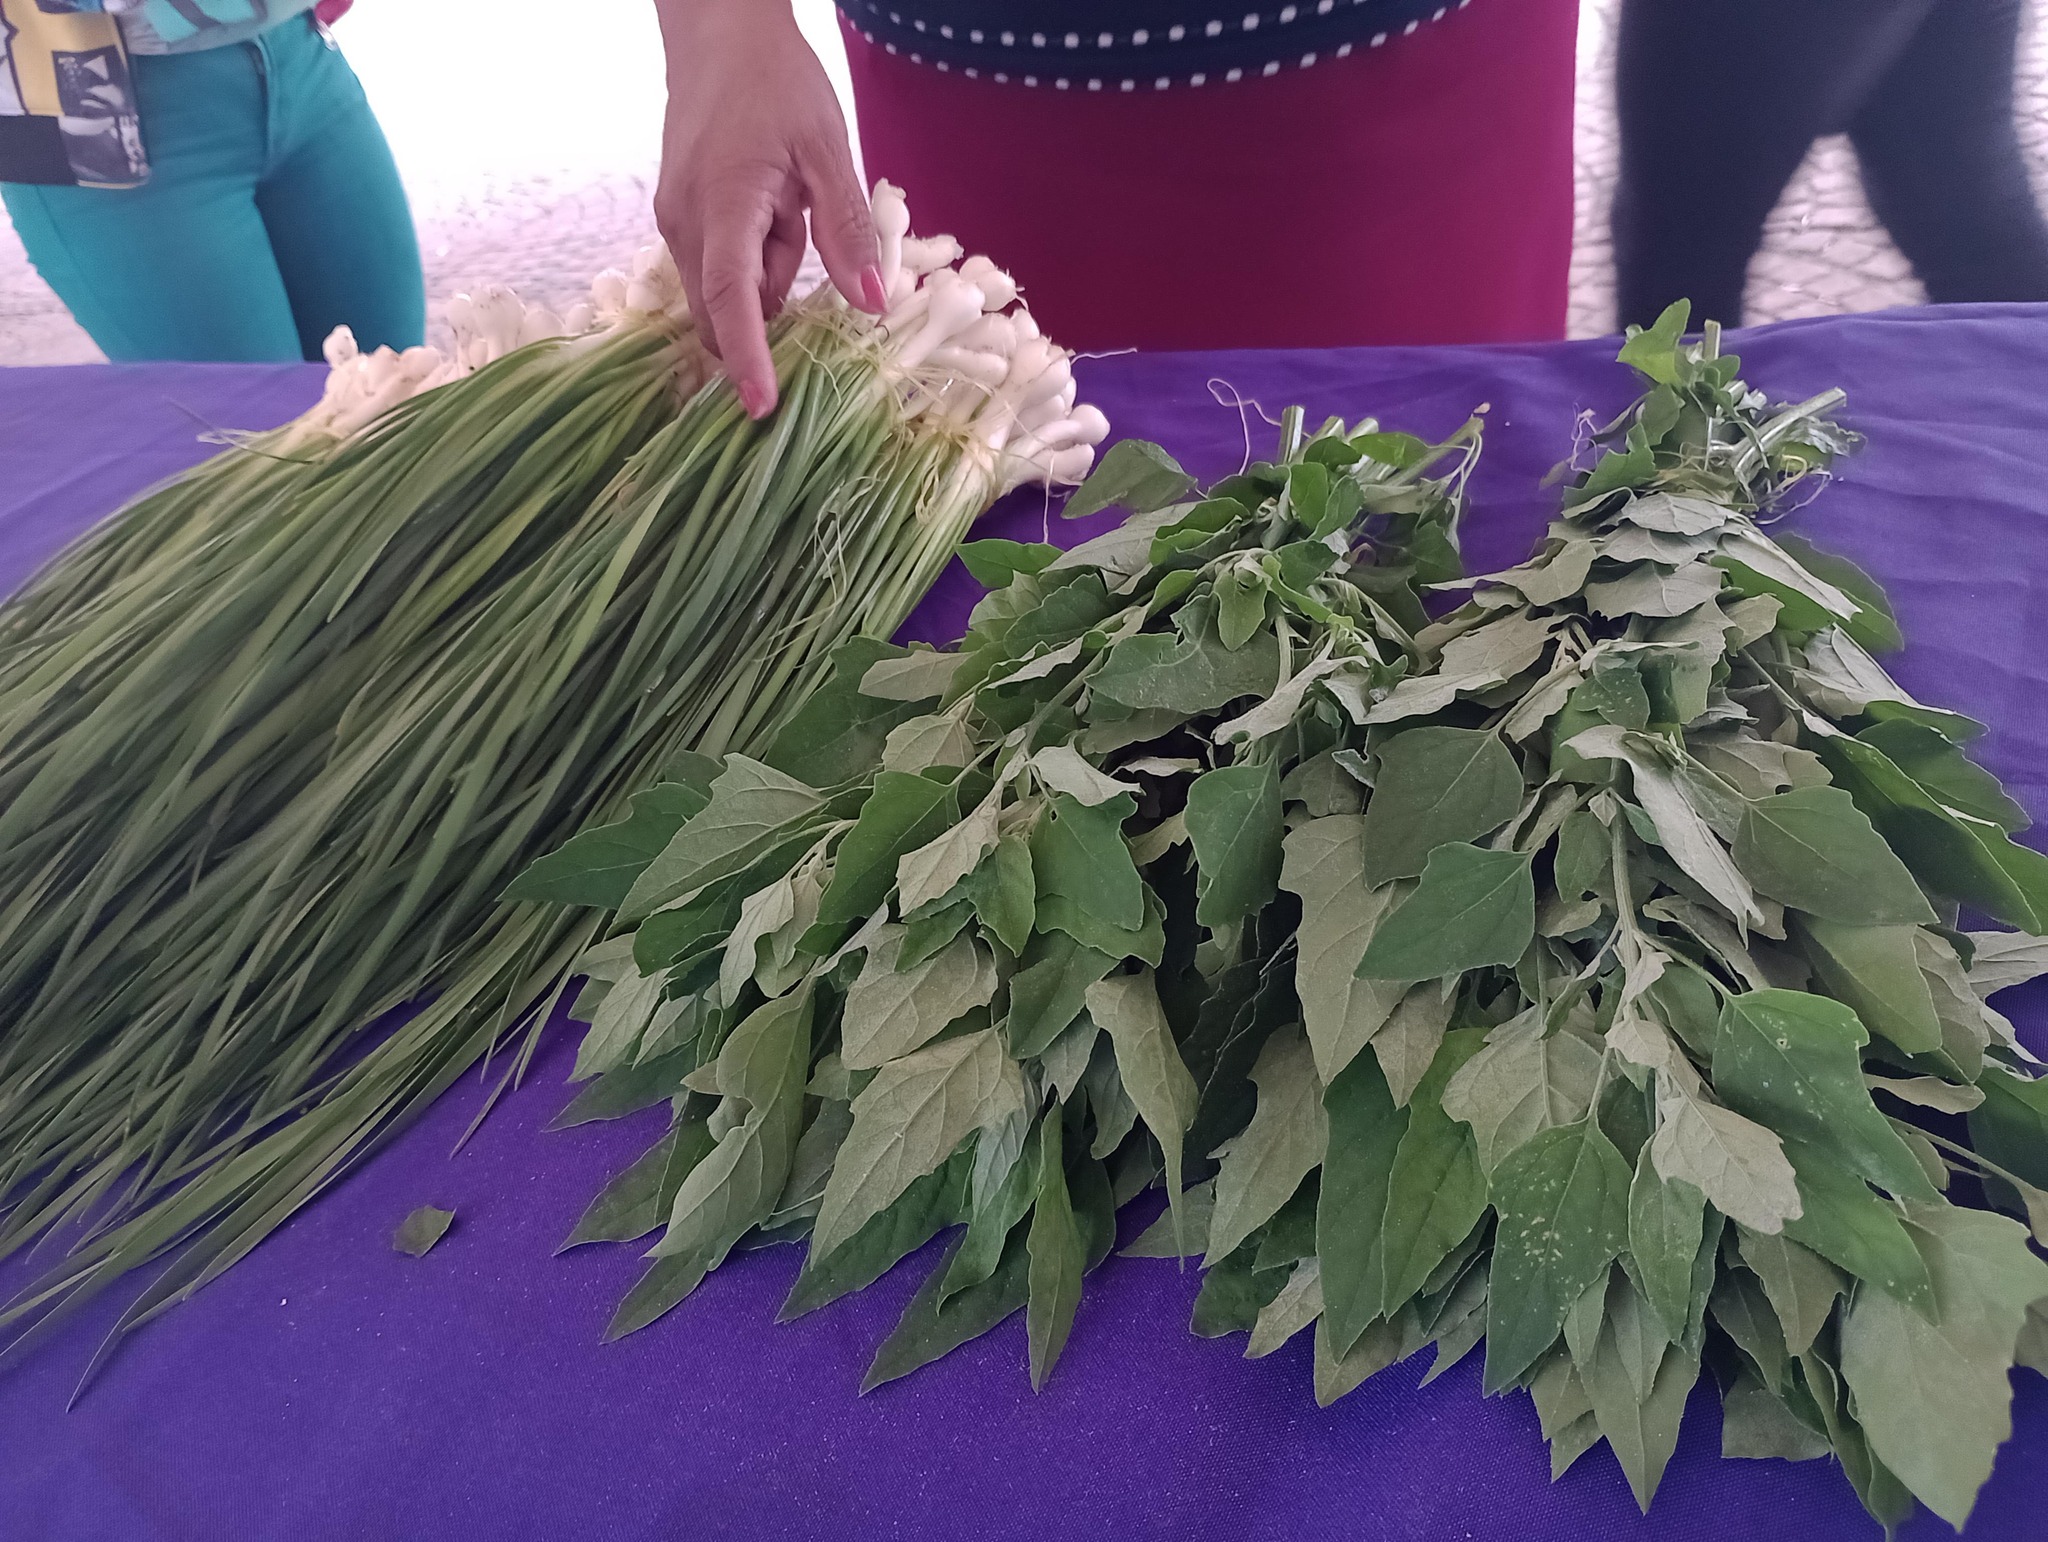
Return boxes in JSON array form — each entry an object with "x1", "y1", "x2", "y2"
[{"x1": 2, "y1": 16, "x2": 423, "y2": 362}]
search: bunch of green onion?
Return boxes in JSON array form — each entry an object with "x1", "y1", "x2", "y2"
[{"x1": 0, "y1": 184, "x2": 1104, "y2": 1362}]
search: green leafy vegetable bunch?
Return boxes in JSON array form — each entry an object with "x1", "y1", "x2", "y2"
[{"x1": 529, "y1": 305, "x2": 2048, "y2": 1531}]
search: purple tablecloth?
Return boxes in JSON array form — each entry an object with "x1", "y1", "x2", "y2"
[{"x1": 3, "y1": 309, "x2": 2046, "y2": 1541}]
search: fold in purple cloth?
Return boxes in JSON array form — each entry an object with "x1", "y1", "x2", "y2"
[{"x1": 1, "y1": 308, "x2": 2044, "y2": 1541}]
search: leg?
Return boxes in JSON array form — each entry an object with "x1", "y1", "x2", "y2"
[
  {"x1": 1, "y1": 45, "x2": 301, "y2": 361},
  {"x1": 1848, "y1": 0, "x2": 2048, "y2": 304},
  {"x1": 251, "y1": 19, "x2": 425, "y2": 359},
  {"x1": 1611, "y1": 0, "x2": 1933, "y2": 330}
]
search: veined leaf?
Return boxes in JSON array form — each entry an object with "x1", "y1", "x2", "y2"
[
  {"x1": 1713, "y1": 990, "x2": 1936, "y2": 1202},
  {"x1": 1360, "y1": 727, "x2": 1525, "y2": 885},
  {"x1": 1841, "y1": 1202, "x2": 2048, "y2": 1528},
  {"x1": 622, "y1": 756, "x2": 827, "y2": 922},
  {"x1": 841, "y1": 929, "x2": 998, "y2": 1071},
  {"x1": 1026, "y1": 1118, "x2": 1085, "y2": 1390},
  {"x1": 1206, "y1": 1026, "x2": 1327, "y2": 1265},
  {"x1": 1086, "y1": 972, "x2": 1199, "y2": 1249},
  {"x1": 1377, "y1": 1028, "x2": 1489, "y2": 1318},
  {"x1": 1441, "y1": 1015, "x2": 1600, "y2": 1173},
  {"x1": 1185, "y1": 762, "x2": 1284, "y2": 927},
  {"x1": 1280, "y1": 817, "x2": 1406, "y2": 1082},
  {"x1": 1355, "y1": 843, "x2": 1535, "y2": 982},
  {"x1": 818, "y1": 770, "x2": 959, "y2": 927},
  {"x1": 504, "y1": 779, "x2": 709, "y2": 908},
  {"x1": 813, "y1": 1028, "x2": 1029, "y2": 1260},
  {"x1": 1483, "y1": 1118, "x2": 1631, "y2": 1393},
  {"x1": 1648, "y1": 1080, "x2": 1802, "y2": 1235},
  {"x1": 1732, "y1": 787, "x2": 1935, "y2": 927},
  {"x1": 1317, "y1": 1048, "x2": 1409, "y2": 1357}
]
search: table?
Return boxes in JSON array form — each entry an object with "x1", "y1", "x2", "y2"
[{"x1": 2, "y1": 308, "x2": 2046, "y2": 1541}]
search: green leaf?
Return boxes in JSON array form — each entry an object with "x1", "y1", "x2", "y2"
[
  {"x1": 1373, "y1": 983, "x2": 1455, "y2": 1109},
  {"x1": 1317, "y1": 1048, "x2": 1409, "y2": 1357},
  {"x1": 1714, "y1": 990, "x2": 1936, "y2": 1201},
  {"x1": 1191, "y1": 1241, "x2": 1292, "y2": 1339},
  {"x1": 1376, "y1": 1028, "x2": 1490, "y2": 1317},
  {"x1": 1356, "y1": 844, "x2": 1535, "y2": 982},
  {"x1": 818, "y1": 771, "x2": 960, "y2": 928},
  {"x1": 622, "y1": 756, "x2": 828, "y2": 923},
  {"x1": 1568, "y1": 727, "x2": 1760, "y2": 926},
  {"x1": 1086, "y1": 971, "x2": 1199, "y2": 1248},
  {"x1": 562, "y1": 1120, "x2": 718, "y2": 1249},
  {"x1": 862, "y1": 1152, "x2": 1115, "y2": 1391},
  {"x1": 1359, "y1": 727, "x2": 1526, "y2": 886},
  {"x1": 964, "y1": 830, "x2": 1035, "y2": 954},
  {"x1": 1034, "y1": 886, "x2": 1165, "y2": 968},
  {"x1": 764, "y1": 637, "x2": 927, "y2": 787},
  {"x1": 1280, "y1": 817, "x2": 1407, "y2": 1082},
  {"x1": 1778, "y1": 1138, "x2": 1934, "y2": 1314},
  {"x1": 1734, "y1": 1227, "x2": 1843, "y2": 1358},
  {"x1": 864, "y1": 1232, "x2": 1029, "y2": 1390},
  {"x1": 1819, "y1": 734, "x2": 2048, "y2": 931},
  {"x1": 1855, "y1": 718, "x2": 2028, "y2": 833},
  {"x1": 1583, "y1": 1301, "x2": 1698, "y2": 1511},
  {"x1": 1617, "y1": 299, "x2": 1690, "y2": 385},
  {"x1": 939, "y1": 1123, "x2": 1038, "y2": 1303},
  {"x1": 1841, "y1": 1202, "x2": 2048, "y2": 1527},
  {"x1": 1775, "y1": 534, "x2": 1903, "y2": 654},
  {"x1": 614, "y1": 1020, "x2": 810, "y2": 1339},
  {"x1": 393, "y1": 1205, "x2": 454, "y2": 1257},
  {"x1": 1214, "y1": 563, "x2": 1270, "y2": 651},
  {"x1": 1646, "y1": 1081, "x2": 1803, "y2": 1235},
  {"x1": 1207, "y1": 1026, "x2": 1327, "y2": 1264},
  {"x1": 1732, "y1": 787, "x2": 1935, "y2": 927},
  {"x1": 1970, "y1": 1071, "x2": 2048, "y2": 1204},
  {"x1": 1031, "y1": 790, "x2": 1142, "y2": 930},
  {"x1": 632, "y1": 876, "x2": 748, "y2": 973},
  {"x1": 1483, "y1": 1119, "x2": 1632, "y2": 1393},
  {"x1": 1570, "y1": 430, "x2": 1659, "y2": 510},
  {"x1": 1553, "y1": 810, "x2": 1608, "y2": 901},
  {"x1": 1627, "y1": 1143, "x2": 1705, "y2": 1342},
  {"x1": 1719, "y1": 1368, "x2": 1832, "y2": 1462},
  {"x1": 859, "y1": 646, "x2": 966, "y2": 703},
  {"x1": 1584, "y1": 560, "x2": 1723, "y2": 620},
  {"x1": 1026, "y1": 1118, "x2": 1086, "y2": 1389},
  {"x1": 1792, "y1": 917, "x2": 1942, "y2": 1055},
  {"x1": 1006, "y1": 929, "x2": 1118, "y2": 1058},
  {"x1": 1185, "y1": 762, "x2": 1285, "y2": 927},
  {"x1": 1571, "y1": 652, "x2": 1651, "y2": 730},
  {"x1": 1062, "y1": 438, "x2": 1196, "y2": 520},
  {"x1": 841, "y1": 929, "x2": 998, "y2": 1071},
  {"x1": 1442, "y1": 1015, "x2": 1601, "y2": 1173},
  {"x1": 505, "y1": 780, "x2": 710, "y2": 908},
  {"x1": 813, "y1": 1027, "x2": 1029, "y2": 1260},
  {"x1": 1093, "y1": 623, "x2": 1281, "y2": 716},
  {"x1": 958, "y1": 538, "x2": 1061, "y2": 590},
  {"x1": 780, "y1": 1151, "x2": 970, "y2": 1320}
]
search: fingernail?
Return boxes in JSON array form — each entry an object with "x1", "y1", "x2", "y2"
[
  {"x1": 860, "y1": 264, "x2": 888, "y2": 313},
  {"x1": 739, "y1": 380, "x2": 773, "y2": 419}
]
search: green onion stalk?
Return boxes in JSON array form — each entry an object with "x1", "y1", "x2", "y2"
[{"x1": 0, "y1": 184, "x2": 1105, "y2": 1369}]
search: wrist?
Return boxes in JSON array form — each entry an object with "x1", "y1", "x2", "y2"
[{"x1": 656, "y1": 0, "x2": 799, "y2": 60}]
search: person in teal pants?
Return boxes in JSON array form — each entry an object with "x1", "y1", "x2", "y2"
[{"x1": 1, "y1": 6, "x2": 423, "y2": 363}]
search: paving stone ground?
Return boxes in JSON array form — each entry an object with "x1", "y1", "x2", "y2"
[{"x1": 3, "y1": 0, "x2": 2046, "y2": 364}]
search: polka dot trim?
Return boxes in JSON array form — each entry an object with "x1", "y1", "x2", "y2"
[{"x1": 854, "y1": 0, "x2": 1474, "y2": 90}]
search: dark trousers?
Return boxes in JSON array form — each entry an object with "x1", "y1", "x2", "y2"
[{"x1": 1613, "y1": 0, "x2": 2048, "y2": 329}]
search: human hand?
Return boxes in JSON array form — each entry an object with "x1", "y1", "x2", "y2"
[{"x1": 654, "y1": 0, "x2": 885, "y2": 417}]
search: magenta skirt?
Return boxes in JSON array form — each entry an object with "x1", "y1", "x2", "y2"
[{"x1": 842, "y1": 0, "x2": 1581, "y2": 352}]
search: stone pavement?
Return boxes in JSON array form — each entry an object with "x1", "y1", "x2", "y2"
[{"x1": 3, "y1": 0, "x2": 2046, "y2": 365}]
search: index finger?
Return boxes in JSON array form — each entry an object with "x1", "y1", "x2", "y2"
[{"x1": 686, "y1": 183, "x2": 780, "y2": 418}]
